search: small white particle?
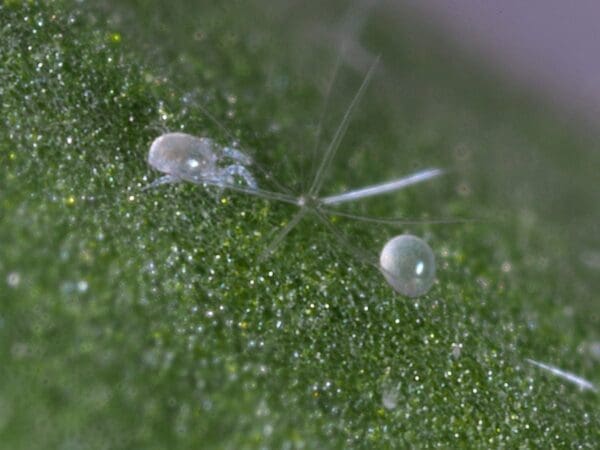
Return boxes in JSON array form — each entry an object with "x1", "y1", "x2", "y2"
[
  {"x1": 382, "y1": 386, "x2": 399, "y2": 410},
  {"x1": 77, "y1": 280, "x2": 88, "y2": 292},
  {"x1": 7, "y1": 272, "x2": 21, "y2": 287},
  {"x1": 451, "y1": 343, "x2": 462, "y2": 359}
]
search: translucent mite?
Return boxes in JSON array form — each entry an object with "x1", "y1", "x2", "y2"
[{"x1": 146, "y1": 132, "x2": 256, "y2": 189}]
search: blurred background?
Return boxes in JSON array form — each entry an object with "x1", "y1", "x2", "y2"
[
  {"x1": 402, "y1": 0, "x2": 600, "y2": 126},
  {"x1": 276, "y1": 0, "x2": 600, "y2": 126}
]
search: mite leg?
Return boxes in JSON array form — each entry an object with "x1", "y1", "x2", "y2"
[
  {"x1": 222, "y1": 164, "x2": 257, "y2": 188},
  {"x1": 222, "y1": 147, "x2": 253, "y2": 166},
  {"x1": 142, "y1": 174, "x2": 180, "y2": 191}
]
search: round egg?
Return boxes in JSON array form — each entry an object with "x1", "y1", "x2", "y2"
[{"x1": 379, "y1": 234, "x2": 436, "y2": 297}]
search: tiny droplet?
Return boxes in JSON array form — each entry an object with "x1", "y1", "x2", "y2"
[{"x1": 379, "y1": 234, "x2": 436, "y2": 297}]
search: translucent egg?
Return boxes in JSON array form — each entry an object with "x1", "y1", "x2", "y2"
[{"x1": 379, "y1": 234, "x2": 436, "y2": 297}]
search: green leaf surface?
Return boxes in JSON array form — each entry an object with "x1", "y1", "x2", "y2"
[{"x1": 1, "y1": 1, "x2": 599, "y2": 448}]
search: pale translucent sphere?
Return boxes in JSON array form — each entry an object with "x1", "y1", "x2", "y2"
[{"x1": 379, "y1": 234, "x2": 436, "y2": 297}]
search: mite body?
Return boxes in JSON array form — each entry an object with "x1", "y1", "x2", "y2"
[{"x1": 146, "y1": 132, "x2": 256, "y2": 189}]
